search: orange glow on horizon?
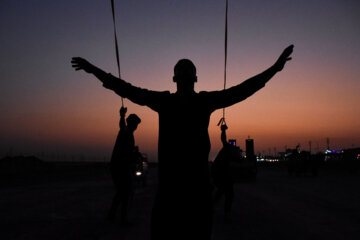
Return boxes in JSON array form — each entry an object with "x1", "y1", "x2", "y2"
[{"x1": 2, "y1": 60, "x2": 360, "y2": 161}]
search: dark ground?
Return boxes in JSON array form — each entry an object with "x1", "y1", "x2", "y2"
[{"x1": 1, "y1": 162, "x2": 359, "y2": 240}]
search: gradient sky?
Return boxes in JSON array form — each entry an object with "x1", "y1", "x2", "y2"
[{"x1": 1, "y1": 0, "x2": 360, "y2": 161}]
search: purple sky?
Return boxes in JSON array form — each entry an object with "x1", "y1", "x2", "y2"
[{"x1": 1, "y1": 0, "x2": 360, "y2": 161}]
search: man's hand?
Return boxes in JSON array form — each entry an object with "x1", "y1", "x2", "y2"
[
  {"x1": 220, "y1": 124, "x2": 228, "y2": 131},
  {"x1": 274, "y1": 45, "x2": 294, "y2": 72},
  {"x1": 120, "y1": 107, "x2": 127, "y2": 117},
  {"x1": 71, "y1": 57, "x2": 94, "y2": 73}
]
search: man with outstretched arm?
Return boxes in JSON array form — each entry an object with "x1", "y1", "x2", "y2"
[{"x1": 71, "y1": 45, "x2": 293, "y2": 240}]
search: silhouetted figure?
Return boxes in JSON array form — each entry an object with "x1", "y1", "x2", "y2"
[
  {"x1": 212, "y1": 124, "x2": 235, "y2": 223},
  {"x1": 288, "y1": 145, "x2": 303, "y2": 176},
  {"x1": 107, "y1": 107, "x2": 141, "y2": 224},
  {"x1": 71, "y1": 45, "x2": 293, "y2": 239}
]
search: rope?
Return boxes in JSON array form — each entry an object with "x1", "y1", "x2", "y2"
[
  {"x1": 110, "y1": 0, "x2": 124, "y2": 107},
  {"x1": 218, "y1": 0, "x2": 228, "y2": 127}
]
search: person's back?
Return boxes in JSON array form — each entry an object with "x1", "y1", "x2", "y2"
[
  {"x1": 156, "y1": 92, "x2": 213, "y2": 186},
  {"x1": 111, "y1": 127, "x2": 134, "y2": 173},
  {"x1": 151, "y1": 91, "x2": 215, "y2": 239},
  {"x1": 212, "y1": 145, "x2": 234, "y2": 186}
]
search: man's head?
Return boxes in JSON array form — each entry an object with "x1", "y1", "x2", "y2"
[
  {"x1": 173, "y1": 59, "x2": 197, "y2": 84},
  {"x1": 126, "y1": 114, "x2": 141, "y2": 131}
]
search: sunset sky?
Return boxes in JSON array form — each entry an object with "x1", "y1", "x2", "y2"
[{"x1": 1, "y1": 0, "x2": 359, "y2": 161}]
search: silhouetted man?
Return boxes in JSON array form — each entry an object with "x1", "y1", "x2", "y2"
[
  {"x1": 108, "y1": 107, "x2": 141, "y2": 224},
  {"x1": 212, "y1": 124, "x2": 235, "y2": 223},
  {"x1": 71, "y1": 44, "x2": 293, "y2": 239}
]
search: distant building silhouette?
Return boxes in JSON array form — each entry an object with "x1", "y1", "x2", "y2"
[{"x1": 246, "y1": 138, "x2": 255, "y2": 158}]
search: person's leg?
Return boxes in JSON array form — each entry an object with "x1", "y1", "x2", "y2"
[
  {"x1": 120, "y1": 175, "x2": 133, "y2": 224},
  {"x1": 120, "y1": 192, "x2": 130, "y2": 224},
  {"x1": 224, "y1": 183, "x2": 234, "y2": 223},
  {"x1": 213, "y1": 186, "x2": 224, "y2": 204},
  {"x1": 108, "y1": 191, "x2": 122, "y2": 221}
]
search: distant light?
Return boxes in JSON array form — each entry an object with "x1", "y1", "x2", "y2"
[
  {"x1": 229, "y1": 139, "x2": 236, "y2": 147},
  {"x1": 136, "y1": 171, "x2": 142, "y2": 176},
  {"x1": 264, "y1": 159, "x2": 279, "y2": 163},
  {"x1": 330, "y1": 150, "x2": 341, "y2": 154}
]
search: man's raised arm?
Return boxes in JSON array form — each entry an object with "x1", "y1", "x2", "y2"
[
  {"x1": 209, "y1": 45, "x2": 294, "y2": 109},
  {"x1": 119, "y1": 107, "x2": 127, "y2": 130},
  {"x1": 71, "y1": 57, "x2": 162, "y2": 109},
  {"x1": 220, "y1": 125, "x2": 228, "y2": 147},
  {"x1": 71, "y1": 57, "x2": 111, "y2": 83}
]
